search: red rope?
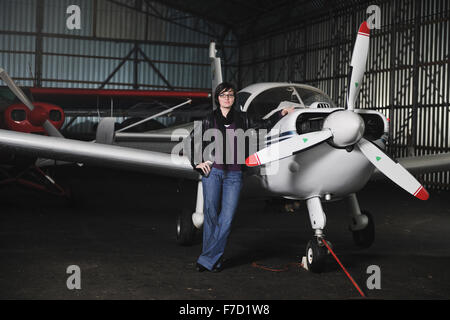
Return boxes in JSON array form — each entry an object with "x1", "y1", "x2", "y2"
[
  {"x1": 251, "y1": 261, "x2": 302, "y2": 272},
  {"x1": 321, "y1": 238, "x2": 366, "y2": 298}
]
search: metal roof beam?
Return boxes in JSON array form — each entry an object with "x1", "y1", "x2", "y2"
[
  {"x1": 150, "y1": 0, "x2": 234, "y2": 29},
  {"x1": 105, "y1": 0, "x2": 220, "y2": 38}
]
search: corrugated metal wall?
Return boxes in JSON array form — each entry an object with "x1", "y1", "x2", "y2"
[
  {"x1": 239, "y1": 0, "x2": 449, "y2": 189},
  {"x1": 0, "y1": 33, "x2": 35, "y2": 86},
  {"x1": 0, "y1": 0, "x2": 239, "y2": 91},
  {"x1": 0, "y1": 0, "x2": 36, "y2": 32}
]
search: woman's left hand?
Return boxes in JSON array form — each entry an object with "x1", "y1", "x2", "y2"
[{"x1": 281, "y1": 106, "x2": 295, "y2": 116}]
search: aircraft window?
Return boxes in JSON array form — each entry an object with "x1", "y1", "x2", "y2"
[
  {"x1": 247, "y1": 87, "x2": 301, "y2": 120},
  {"x1": 296, "y1": 88, "x2": 335, "y2": 107},
  {"x1": 11, "y1": 109, "x2": 26, "y2": 122}
]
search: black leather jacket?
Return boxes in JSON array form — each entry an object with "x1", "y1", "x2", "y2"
[{"x1": 187, "y1": 108, "x2": 283, "y2": 171}]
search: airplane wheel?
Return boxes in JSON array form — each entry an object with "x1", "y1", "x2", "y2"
[
  {"x1": 352, "y1": 211, "x2": 375, "y2": 249},
  {"x1": 176, "y1": 208, "x2": 196, "y2": 246},
  {"x1": 305, "y1": 237, "x2": 328, "y2": 273}
]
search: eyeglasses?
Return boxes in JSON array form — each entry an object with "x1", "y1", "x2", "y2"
[{"x1": 219, "y1": 93, "x2": 235, "y2": 99}]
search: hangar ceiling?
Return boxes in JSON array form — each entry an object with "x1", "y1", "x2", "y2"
[{"x1": 111, "y1": 0, "x2": 369, "y2": 42}]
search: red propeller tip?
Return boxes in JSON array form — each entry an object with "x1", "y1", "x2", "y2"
[
  {"x1": 414, "y1": 186, "x2": 429, "y2": 200},
  {"x1": 358, "y1": 21, "x2": 370, "y2": 36},
  {"x1": 245, "y1": 154, "x2": 260, "y2": 167}
]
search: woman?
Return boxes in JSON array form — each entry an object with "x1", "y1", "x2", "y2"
[{"x1": 190, "y1": 82, "x2": 294, "y2": 272}]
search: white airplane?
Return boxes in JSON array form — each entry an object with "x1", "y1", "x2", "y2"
[{"x1": 1, "y1": 21, "x2": 449, "y2": 273}]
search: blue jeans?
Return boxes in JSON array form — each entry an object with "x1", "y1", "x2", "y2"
[{"x1": 197, "y1": 167, "x2": 243, "y2": 270}]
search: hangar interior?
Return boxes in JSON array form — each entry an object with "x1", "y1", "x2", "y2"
[
  {"x1": 0, "y1": 0, "x2": 449, "y2": 301},
  {"x1": 1, "y1": 0, "x2": 448, "y2": 188}
]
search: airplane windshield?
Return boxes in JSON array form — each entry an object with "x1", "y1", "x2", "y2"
[
  {"x1": 246, "y1": 87, "x2": 301, "y2": 120},
  {"x1": 295, "y1": 87, "x2": 335, "y2": 107},
  {"x1": 246, "y1": 86, "x2": 335, "y2": 120}
]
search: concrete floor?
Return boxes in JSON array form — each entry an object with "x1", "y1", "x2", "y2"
[{"x1": 0, "y1": 166, "x2": 449, "y2": 300}]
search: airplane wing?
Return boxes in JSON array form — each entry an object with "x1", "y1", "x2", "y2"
[
  {"x1": 0, "y1": 128, "x2": 199, "y2": 180},
  {"x1": 112, "y1": 122, "x2": 193, "y2": 154},
  {"x1": 371, "y1": 152, "x2": 450, "y2": 180},
  {"x1": 30, "y1": 87, "x2": 209, "y2": 110},
  {"x1": 115, "y1": 122, "x2": 193, "y2": 140}
]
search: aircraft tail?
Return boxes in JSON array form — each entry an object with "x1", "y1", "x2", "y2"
[{"x1": 209, "y1": 42, "x2": 223, "y2": 109}]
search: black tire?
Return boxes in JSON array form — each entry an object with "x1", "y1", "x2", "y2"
[
  {"x1": 176, "y1": 208, "x2": 196, "y2": 246},
  {"x1": 305, "y1": 237, "x2": 328, "y2": 273},
  {"x1": 352, "y1": 211, "x2": 375, "y2": 249}
]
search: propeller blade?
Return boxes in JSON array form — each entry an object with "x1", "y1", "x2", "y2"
[
  {"x1": 43, "y1": 120, "x2": 64, "y2": 138},
  {"x1": 0, "y1": 68, "x2": 64, "y2": 138},
  {"x1": 347, "y1": 21, "x2": 370, "y2": 111},
  {"x1": 0, "y1": 68, "x2": 35, "y2": 111},
  {"x1": 209, "y1": 42, "x2": 223, "y2": 109},
  {"x1": 246, "y1": 130, "x2": 332, "y2": 167},
  {"x1": 357, "y1": 138, "x2": 429, "y2": 200}
]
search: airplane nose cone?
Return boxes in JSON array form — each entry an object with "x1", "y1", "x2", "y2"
[
  {"x1": 29, "y1": 105, "x2": 49, "y2": 127},
  {"x1": 323, "y1": 110, "x2": 365, "y2": 147}
]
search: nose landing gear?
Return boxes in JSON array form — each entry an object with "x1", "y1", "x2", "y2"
[
  {"x1": 303, "y1": 193, "x2": 375, "y2": 273},
  {"x1": 304, "y1": 197, "x2": 331, "y2": 273},
  {"x1": 305, "y1": 236, "x2": 331, "y2": 273}
]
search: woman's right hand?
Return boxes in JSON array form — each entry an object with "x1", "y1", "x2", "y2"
[{"x1": 196, "y1": 161, "x2": 212, "y2": 176}]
